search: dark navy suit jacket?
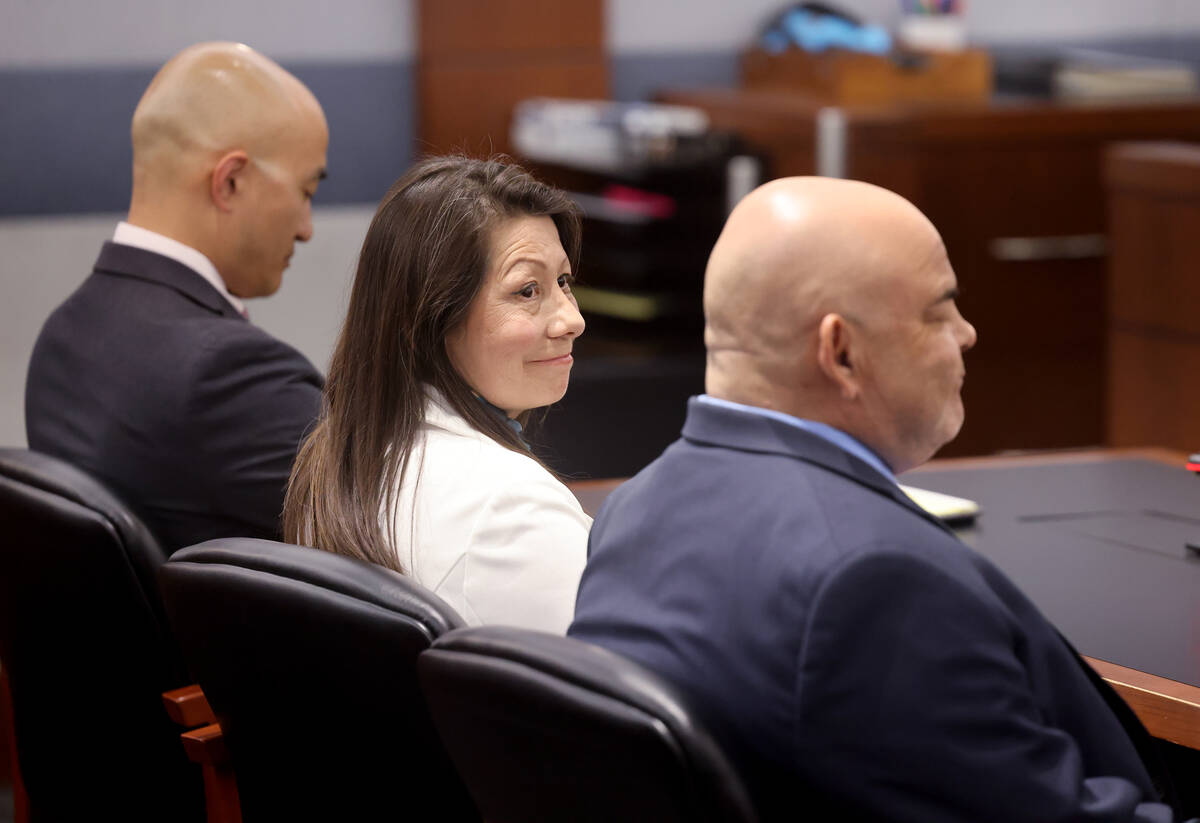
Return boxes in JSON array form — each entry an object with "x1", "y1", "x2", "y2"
[
  {"x1": 26, "y1": 242, "x2": 323, "y2": 552},
  {"x1": 571, "y1": 398, "x2": 1180, "y2": 822}
]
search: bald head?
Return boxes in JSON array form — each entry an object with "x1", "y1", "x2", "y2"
[
  {"x1": 704, "y1": 177, "x2": 976, "y2": 472},
  {"x1": 127, "y1": 42, "x2": 328, "y2": 299},
  {"x1": 706, "y1": 177, "x2": 939, "y2": 400},
  {"x1": 132, "y1": 41, "x2": 324, "y2": 186}
]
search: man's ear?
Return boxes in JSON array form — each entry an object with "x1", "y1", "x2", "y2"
[
  {"x1": 210, "y1": 150, "x2": 250, "y2": 212},
  {"x1": 816, "y1": 313, "x2": 859, "y2": 400}
]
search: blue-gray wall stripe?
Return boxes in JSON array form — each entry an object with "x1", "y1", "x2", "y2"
[
  {"x1": 0, "y1": 60, "x2": 415, "y2": 216},
  {"x1": 7, "y1": 39, "x2": 1200, "y2": 217}
]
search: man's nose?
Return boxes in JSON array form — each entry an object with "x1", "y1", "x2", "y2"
[
  {"x1": 296, "y1": 204, "x2": 314, "y2": 242},
  {"x1": 958, "y1": 316, "x2": 977, "y2": 351}
]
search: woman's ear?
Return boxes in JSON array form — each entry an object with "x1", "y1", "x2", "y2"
[
  {"x1": 210, "y1": 150, "x2": 250, "y2": 212},
  {"x1": 816, "y1": 312, "x2": 860, "y2": 400}
]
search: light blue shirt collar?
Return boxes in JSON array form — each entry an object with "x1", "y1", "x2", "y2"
[{"x1": 696, "y1": 395, "x2": 896, "y2": 484}]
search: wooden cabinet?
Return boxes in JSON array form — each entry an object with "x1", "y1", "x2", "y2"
[
  {"x1": 1106, "y1": 142, "x2": 1200, "y2": 452},
  {"x1": 658, "y1": 92, "x2": 1200, "y2": 456}
]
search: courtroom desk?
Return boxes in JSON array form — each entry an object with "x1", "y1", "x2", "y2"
[
  {"x1": 656, "y1": 92, "x2": 1200, "y2": 459},
  {"x1": 1106, "y1": 141, "x2": 1200, "y2": 452},
  {"x1": 568, "y1": 448, "x2": 1200, "y2": 751}
]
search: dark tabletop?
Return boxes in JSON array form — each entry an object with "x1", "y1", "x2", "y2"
[{"x1": 907, "y1": 457, "x2": 1200, "y2": 688}]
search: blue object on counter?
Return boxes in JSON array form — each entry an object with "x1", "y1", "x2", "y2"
[
  {"x1": 765, "y1": 7, "x2": 892, "y2": 55},
  {"x1": 762, "y1": 29, "x2": 791, "y2": 55}
]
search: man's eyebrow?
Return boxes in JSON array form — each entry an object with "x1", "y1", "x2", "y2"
[
  {"x1": 311, "y1": 168, "x2": 328, "y2": 182},
  {"x1": 925, "y1": 286, "x2": 958, "y2": 310}
]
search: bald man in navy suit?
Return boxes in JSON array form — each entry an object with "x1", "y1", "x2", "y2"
[
  {"x1": 26, "y1": 42, "x2": 326, "y2": 551},
  {"x1": 571, "y1": 178, "x2": 1193, "y2": 822}
]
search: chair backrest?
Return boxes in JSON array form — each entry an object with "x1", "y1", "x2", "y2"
[
  {"x1": 159, "y1": 538, "x2": 479, "y2": 822},
  {"x1": 0, "y1": 447, "x2": 202, "y2": 821},
  {"x1": 418, "y1": 626, "x2": 759, "y2": 823}
]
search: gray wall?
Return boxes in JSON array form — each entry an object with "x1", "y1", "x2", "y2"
[
  {"x1": 5, "y1": 0, "x2": 1200, "y2": 447},
  {"x1": 0, "y1": 0, "x2": 413, "y2": 66},
  {"x1": 0, "y1": 206, "x2": 374, "y2": 447}
]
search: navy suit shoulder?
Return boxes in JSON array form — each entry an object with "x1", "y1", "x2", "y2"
[
  {"x1": 26, "y1": 243, "x2": 323, "y2": 551},
  {"x1": 572, "y1": 398, "x2": 1174, "y2": 823}
]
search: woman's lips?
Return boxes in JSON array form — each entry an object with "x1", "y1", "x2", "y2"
[{"x1": 531, "y1": 353, "x2": 573, "y2": 366}]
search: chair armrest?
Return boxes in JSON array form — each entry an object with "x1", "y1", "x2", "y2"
[
  {"x1": 163, "y1": 684, "x2": 216, "y2": 728},
  {"x1": 2, "y1": 666, "x2": 30, "y2": 823},
  {"x1": 181, "y1": 722, "x2": 242, "y2": 823},
  {"x1": 162, "y1": 686, "x2": 239, "y2": 822},
  {"x1": 181, "y1": 723, "x2": 229, "y2": 766}
]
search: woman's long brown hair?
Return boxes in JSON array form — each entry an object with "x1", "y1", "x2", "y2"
[{"x1": 281, "y1": 156, "x2": 581, "y2": 572}]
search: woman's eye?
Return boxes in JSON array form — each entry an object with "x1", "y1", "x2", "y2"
[
  {"x1": 517, "y1": 283, "x2": 537, "y2": 299},
  {"x1": 557, "y1": 274, "x2": 574, "y2": 290}
]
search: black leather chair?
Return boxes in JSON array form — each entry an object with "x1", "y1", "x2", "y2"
[
  {"x1": 417, "y1": 626, "x2": 759, "y2": 823},
  {"x1": 159, "y1": 538, "x2": 479, "y2": 822},
  {"x1": 0, "y1": 447, "x2": 203, "y2": 821}
]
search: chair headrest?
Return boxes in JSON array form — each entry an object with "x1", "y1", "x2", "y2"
[
  {"x1": 430, "y1": 625, "x2": 701, "y2": 731},
  {"x1": 0, "y1": 447, "x2": 166, "y2": 563},
  {"x1": 0, "y1": 447, "x2": 174, "y2": 653},
  {"x1": 422, "y1": 626, "x2": 760, "y2": 822},
  {"x1": 168, "y1": 537, "x2": 465, "y2": 636}
]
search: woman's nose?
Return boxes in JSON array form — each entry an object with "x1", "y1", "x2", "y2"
[{"x1": 550, "y1": 290, "x2": 585, "y2": 339}]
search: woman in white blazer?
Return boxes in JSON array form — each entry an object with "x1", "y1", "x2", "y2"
[{"x1": 283, "y1": 156, "x2": 590, "y2": 634}]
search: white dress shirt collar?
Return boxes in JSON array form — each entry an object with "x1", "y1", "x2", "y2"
[{"x1": 112, "y1": 221, "x2": 246, "y2": 317}]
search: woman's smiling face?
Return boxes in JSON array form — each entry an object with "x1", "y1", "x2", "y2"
[{"x1": 445, "y1": 215, "x2": 585, "y2": 417}]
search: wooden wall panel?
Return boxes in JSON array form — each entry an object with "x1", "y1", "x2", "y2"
[
  {"x1": 416, "y1": 0, "x2": 607, "y2": 158},
  {"x1": 1108, "y1": 332, "x2": 1200, "y2": 449},
  {"x1": 1108, "y1": 194, "x2": 1200, "y2": 334},
  {"x1": 420, "y1": 0, "x2": 604, "y2": 57},
  {"x1": 1106, "y1": 141, "x2": 1200, "y2": 450}
]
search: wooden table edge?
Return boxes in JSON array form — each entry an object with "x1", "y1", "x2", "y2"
[
  {"x1": 909, "y1": 447, "x2": 1189, "y2": 473},
  {"x1": 1085, "y1": 656, "x2": 1200, "y2": 750}
]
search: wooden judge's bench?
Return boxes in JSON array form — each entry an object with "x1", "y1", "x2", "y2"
[{"x1": 657, "y1": 88, "x2": 1200, "y2": 458}]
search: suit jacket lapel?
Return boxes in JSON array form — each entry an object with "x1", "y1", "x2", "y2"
[
  {"x1": 93, "y1": 242, "x2": 244, "y2": 319},
  {"x1": 681, "y1": 398, "x2": 956, "y2": 537}
]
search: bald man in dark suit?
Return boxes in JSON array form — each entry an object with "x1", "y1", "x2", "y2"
[
  {"x1": 26, "y1": 42, "x2": 326, "y2": 550},
  {"x1": 571, "y1": 177, "x2": 1192, "y2": 822}
]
